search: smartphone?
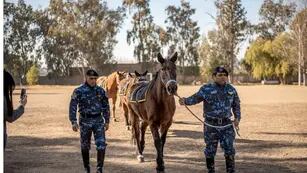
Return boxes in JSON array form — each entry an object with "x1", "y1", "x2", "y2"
[{"x1": 20, "y1": 88, "x2": 26, "y2": 100}]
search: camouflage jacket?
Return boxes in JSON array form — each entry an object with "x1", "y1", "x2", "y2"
[
  {"x1": 69, "y1": 83, "x2": 110, "y2": 124},
  {"x1": 184, "y1": 83, "x2": 241, "y2": 121}
]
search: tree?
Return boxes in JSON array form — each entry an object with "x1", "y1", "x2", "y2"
[
  {"x1": 256, "y1": 0, "x2": 296, "y2": 40},
  {"x1": 291, "y1": 8, "x2": 307, "y2": 86},
  {"x1": 215, "y1": 0, "x2": 248, "y2": 83},
  {"x1": 40, "y1": 0, "x2": 124, "y2": 78},
  {"x1": 4, "y1": 0, "x2": 42, "y2": 83},
  {"x1": 199, "y1": 30, "x2": 228, "y2": 81},
  {"x1": 243, "y1": 33, "x2": 296, "y2": 84},
  {"x1": 123, "y1": 0, "x2": 163, "y2": 71},
  {"x1": 165, "y1": 0, "x2": 200, "y2": 76},
  {"x1": 26, "y1": 65, "x2": 39, "y2": 85}
]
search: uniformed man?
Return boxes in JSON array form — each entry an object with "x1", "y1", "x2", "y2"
[
  {"x1": 179, "y1": 66, "x2": 241, "y2": 173},
  {"x1": 69, "y1": 69, "x2": 110, "y2": 173}
]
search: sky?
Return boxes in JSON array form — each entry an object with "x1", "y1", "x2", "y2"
[{"x1": 6, "y1": 0, "x2": 264, "y2": 63}]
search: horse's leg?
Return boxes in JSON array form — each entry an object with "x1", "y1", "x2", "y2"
[
  {"x1": 112, "y1": 94, "x2": 117, "y2": 122},
  {"x1": 138, "y1": 121, "x2": 148, "y2": 162},
  {"x1": 150, "y1": 124, "x2": 164, "y2": 173},
  {"x1": 123, "y1": 102, "x2": 130, "y2": 130},
  {"x1": 130, "y1": 109, "x2": 143, "y2": 162},
  {"x1": 160, "y1": 121, "x2": 172, "y2": 158}
]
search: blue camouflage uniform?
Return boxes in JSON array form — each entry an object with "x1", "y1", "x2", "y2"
[
  {"x1": 184, "y1": 82, "x2": 241, "y2": 158},
  {"x1": 69, "y1": 83, "x2": 110, "y2": 150}
]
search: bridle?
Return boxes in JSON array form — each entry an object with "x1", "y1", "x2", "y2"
[{"x1": 159, "y1": 70, "x2": 177, "y2": 95}]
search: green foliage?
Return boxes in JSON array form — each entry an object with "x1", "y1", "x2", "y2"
[
  {"x1": 215, "y1": 0, "x2": 248, "y2": 82},
  {"x1": 255, "y1": 0, "x2": 296, "y2": 40},
  {"x1": 26, "y1": 65, "x2": 39, "y2": 85},
  {"x1": 243, "y1": 32, "x2": 296, "y2": 83},
  {"x1": 4, "y1": 0, "x2": 42, "y2": 82},
  {"x1": 199, "y1": 30, "x2": 228, "y2": 81},
  {"x1": 165, "y1": 0, "x2": 200, "y2": 70},
  {"x1": 39, "y1": 0, "x2": 125, "y2": 77},
  {"x1": 124, "y1": 0, "x2": 163, "y2": 71}
]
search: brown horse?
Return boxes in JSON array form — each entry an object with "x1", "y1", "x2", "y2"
[
  {"x1": 118, "y1": 71, "x2": 148, "y2": 130},
  {"x1": 97, "y1": 71, "x2": 126, "y2": 122},
  {"x1": 127, "y1": 52, "x2": 178, "y2": 173}
]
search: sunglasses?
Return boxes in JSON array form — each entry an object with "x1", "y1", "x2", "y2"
[{"x1": 216, "y1": 73, "x2": 228, "y2": 77}]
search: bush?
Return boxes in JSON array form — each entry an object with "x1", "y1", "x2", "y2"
[{"x1": 26, "y1": 65, "x2": 39, "y2": 85}]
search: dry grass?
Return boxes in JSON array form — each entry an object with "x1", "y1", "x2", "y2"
[{"x1": 4, "y1": 85, "x2": 307, "y2": 173}]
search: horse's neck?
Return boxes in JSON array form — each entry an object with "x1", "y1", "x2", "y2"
[
  {"x1": 107, "y1": 73, "x2": 118, "y2": 90},
  {"x1": 150, "y1": 74, "x2": 169, "y2": 102}
]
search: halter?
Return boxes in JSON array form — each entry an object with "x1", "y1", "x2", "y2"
[{"x1": 159, "y1": 71, "x2": 177, "y2": 95}]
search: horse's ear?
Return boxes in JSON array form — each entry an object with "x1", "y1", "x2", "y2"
[
  {"x1": 157, "y1": 53, "x2": 165, "y2": 64},
  {"x1": 143, "y1": 70, "x2": 148, "y2": 76},
  {"x1": 129, "y1": 73, "x2": 133, "y2": 77},
  {"x1": 170, "y1": 52, "x2": 178, "y2": 63},
  {"x1": 117, "y1": 71, "x2": 120, "y2": 75},
  {"x1": 135, "y1": 70, "x2": 140, "y2": 76}
]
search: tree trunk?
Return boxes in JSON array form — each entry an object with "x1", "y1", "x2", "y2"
[{"x1": 303, "y1": 69, "x2": 306, "y2": 86}]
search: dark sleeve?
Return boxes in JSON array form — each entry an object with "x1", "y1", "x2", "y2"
[
  {"x1": 232, "y1": 89, "x2": 241, "y2": 121},
  {"x1": 5, "y1": 99, "x2": 25, "y2": 123},
  {"x1": 101, "y1": 89, "x2": 110, "y2": 123},
  {"x1": 69, "y1": 89, "x2": 79, "y2": 125},
  {"x1": 184, "y1": 87, "x2": 205, "y2": 105}
]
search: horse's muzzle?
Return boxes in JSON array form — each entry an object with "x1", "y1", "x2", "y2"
[{"x1": 166, "y1": 80, "x2": 178, "y2": 95}]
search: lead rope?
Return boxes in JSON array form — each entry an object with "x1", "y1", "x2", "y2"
[
  {"x1": 174, "y1": 93, "x2": 205, "y2": 124},
  {"x1": 174, "y1": 92, "x2": 241, "y2": 137}
]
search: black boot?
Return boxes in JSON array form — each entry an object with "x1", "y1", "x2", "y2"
[
  {"x1": 225, "y1": 155, "x2": 235, "y2": 173},
  {"x1": 82, "y1": 149, "x2": 90, "y2": 173},
  {"x1": 96, "y1": 149, "x2": 106, "y2": 173},
  {"x1": 206, "y1": 157, "x2": 215, "y2": 173}
]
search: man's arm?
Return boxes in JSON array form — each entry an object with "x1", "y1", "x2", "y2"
[
  {"x1": 101, "y1": 89, "x2": 110, "y2": 124},
  {"x1": 69, "y1": 89, "x2": 79, "y2": 125},
  {"x1": 183, "y1": 87, "x2": 205, "y2": 105},
  {"x1": 232, "y1": 89, "x2": 241, "y2": 122}
]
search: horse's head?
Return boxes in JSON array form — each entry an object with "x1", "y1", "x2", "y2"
[
  {"x1": 157, "y1": 52, "x2": 178, "y2": 95},
  {"x1": 128, "y1": 70, "x2": 148, "y2": 83},
  {"x1": 116, "y1": 71, "x2": 127, "y2": 85},
  {"x1": 135, "y1": 70, "x2": 148, "y2": 82}
]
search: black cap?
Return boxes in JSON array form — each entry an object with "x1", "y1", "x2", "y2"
[
  {"x1": 86, "y1": 69, "x2": 99, "y2": 77},
  {"x1": 213, "y1": 66, "x2": 228, "y2": 76}
]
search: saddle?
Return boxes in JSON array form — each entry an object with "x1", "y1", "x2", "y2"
[{"x1": 129, "y1": 81, "x2": 150, "y2": 103}]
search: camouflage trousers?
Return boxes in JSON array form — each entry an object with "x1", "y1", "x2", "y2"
[
  {"x1": 204, "y1": 125, "x2": 236, "y2": 157},
  {"x1": 79, "y1": 116, "x2": 107, "y2": 150}
]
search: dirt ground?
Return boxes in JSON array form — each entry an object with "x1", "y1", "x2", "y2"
[{"x1": 4, "y1": 85, "x2": 307, "y2": 173}]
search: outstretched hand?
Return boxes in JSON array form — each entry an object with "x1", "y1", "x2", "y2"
[{"x1": 179, "y1": 98, "x2": 186, "y2": 105}]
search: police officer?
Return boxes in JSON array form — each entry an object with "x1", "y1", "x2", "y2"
[
  {"x1": 179, "y1": 66, "x2": 241, "y2": 173},
  {"x1": 69, "y1": 69, "x2": 110, "y2": 173}
]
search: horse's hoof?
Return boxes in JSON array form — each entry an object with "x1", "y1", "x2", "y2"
[
  {"x1": 113, "y1": 118, "x2": 118, "y2": 122},
  {"x1": 126, "y1": 126, "x2": 130, "y2": 131},
  {"x1": 137, "y1": 155, "x2": 144, "y2": 163},
  {"x1": 156, "y1": 170, "x2": 165, "y2": 173}
]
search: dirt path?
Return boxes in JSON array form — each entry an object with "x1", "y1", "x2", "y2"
[{"x1": 4, "y1": 85, "x2": 307, "y2": 173}]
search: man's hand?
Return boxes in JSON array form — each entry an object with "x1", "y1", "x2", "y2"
[
  {"x1": 72, "y1": 122, "x2": 79, "y2": 132},
  {"x1": 104, "y1": 123, "x2": 109, "y2": 131},
  {"x1": 179, "y1": 97, "x2": 186, "y2": 105},
  {"x1": 234, "y1": 118, "x2": 240, "y2": 128},
  {"x1": 19, "y1": 95, "x2": 27, "y2": 107}
]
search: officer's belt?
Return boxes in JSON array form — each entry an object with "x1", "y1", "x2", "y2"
[
  {"x1": 205, "y1": 117, "x2": 231, "y2": 126},
  {"x1": 80, "y1": 113, "x2": 101, "y2": 118}
]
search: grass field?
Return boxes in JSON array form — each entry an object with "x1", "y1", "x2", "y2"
[{"x1": 4, "y1": 85, "x2": 307, "y2": 173}]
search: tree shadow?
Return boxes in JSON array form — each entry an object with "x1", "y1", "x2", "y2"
[
  {"x1": 173, "y1": 120, "x2": 202, "y2": 126},
  {"x1": 255, "y1": 132, "x2": 307, "y2": 138},
  {"x1": 168, "y1": 129, "x2": 203, "y2": 140},
  {"x1": 4, "y1": 133, "x2": 307, "y2": 173}
]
